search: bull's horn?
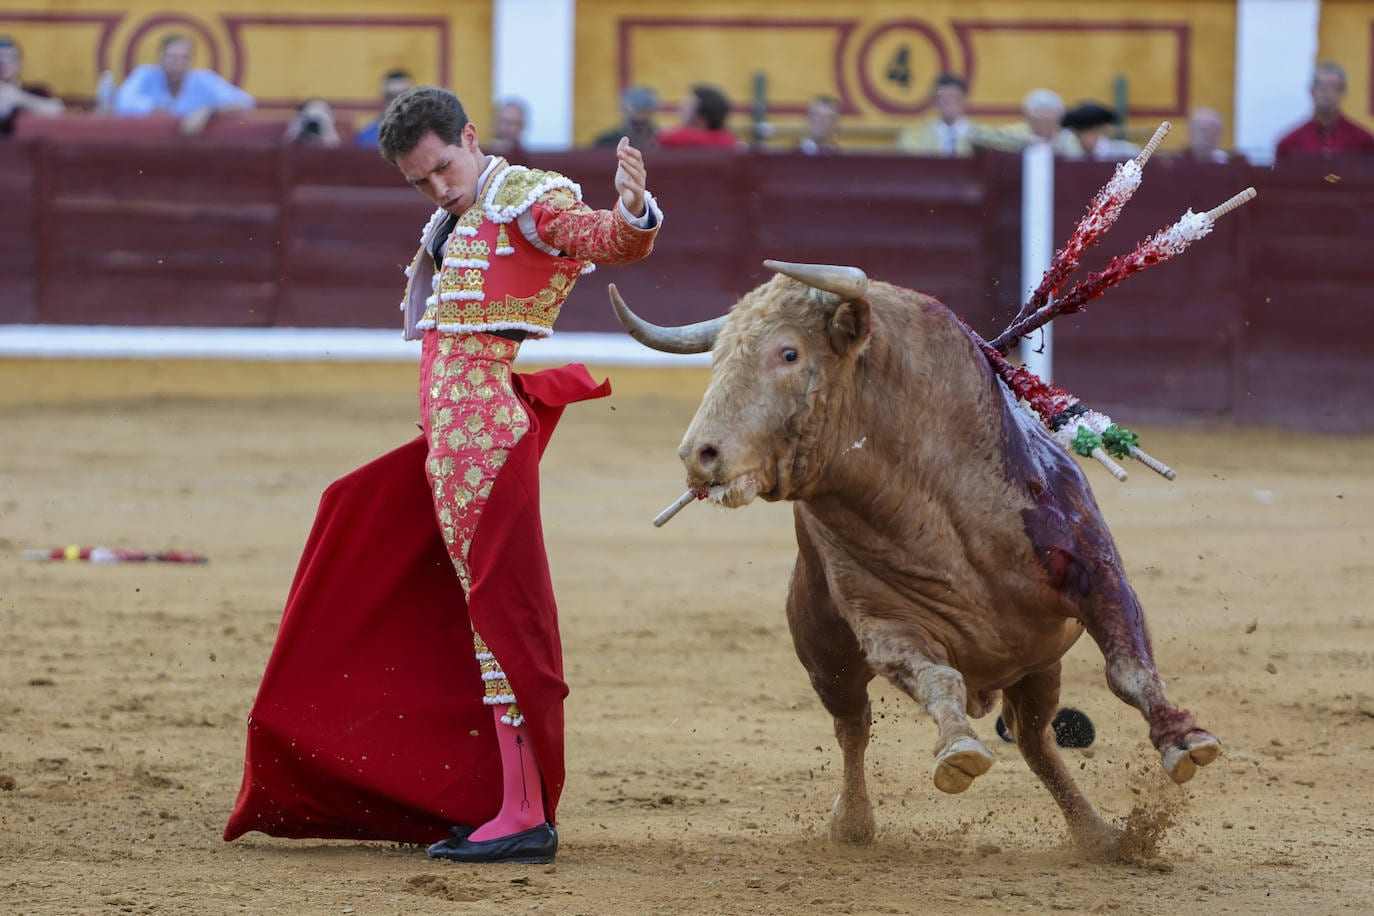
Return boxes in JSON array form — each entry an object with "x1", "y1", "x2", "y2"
[
  {"x1": 608, "y1": 284, "x2": 724, "y2": 354},
  {"x1": 764, "y1": 260, "x2": 869, "y2": 301}
]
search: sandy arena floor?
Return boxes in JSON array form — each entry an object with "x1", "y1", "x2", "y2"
[{"x1": 0, "y1": 357, "x2": 1371, "y2": 915}]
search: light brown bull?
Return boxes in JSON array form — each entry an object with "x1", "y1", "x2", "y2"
[{"x1": 610, "y1": 261, "x2": 1220, "y2": 858}]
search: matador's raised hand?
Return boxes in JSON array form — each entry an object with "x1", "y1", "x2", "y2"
[{"x1": 614, "y1": 136, "x2": 647, "y2": 218}]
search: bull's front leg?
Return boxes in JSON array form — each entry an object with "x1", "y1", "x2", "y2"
[
  {"x1": 797, "y1": 657, "x2": 876, "y2": 845},
  {"x1": 1079, "y1": 579, "x2": 1220, "y2": 783},
  {"x1": 787, "y1": 525, "x2": 878, "y2": 845},
  {"x1": 827, "y1": 696, "x2": 876, "y2": 844},
  {"x1": 863, "y1": 624, "x2": 994, "y2": 794}
]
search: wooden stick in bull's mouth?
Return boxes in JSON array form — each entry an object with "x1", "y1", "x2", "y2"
[{"x1": 653, "y1": 489, "x2": 699, "y2": 527}]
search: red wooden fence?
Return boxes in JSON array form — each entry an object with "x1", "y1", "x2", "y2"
[{"x1": 1, "y1": 120, "x2": 1370, "y2": 431}]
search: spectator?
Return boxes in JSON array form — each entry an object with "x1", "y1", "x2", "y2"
[
  {"x1": 594, "y1": 84, "x2": 659, "y2": 149},
  {"x1": 897, "y1": 73, "x2": 975, "y2": 157},
  {"x1": 113, "y1": 34, "x2": 253, "y2": 134},
  {"x1": 283, "y1": 97, "x2": 341, "y2": 147},
  {"x1": 355, "y1": 68, "x2": 414, "y2": 149},
  {"x1": 797, "y1": 95, "x2": 841, "y2": 155},
  {"x1": 969, "y1": 88, "x2": 1078, "y2": 155},
  {"x1": 486, "y1": 96, "x2": 528, "y2": 157},
  {"x1": 657, "y1": 83, "x2": 739, "y2": 149},
  {"x1": 1185, "y1": 107, "x2": 1231, "y2": 163},
  {"x1": 1275, "y1": 62, "x2": 1374, "y2": 159},
  {"x1": 0, "y1": 35, "x2": 64, "y2": 137},
  {"x1": 1061, "y1": 101, "x2": 1139, "y2": 161}
]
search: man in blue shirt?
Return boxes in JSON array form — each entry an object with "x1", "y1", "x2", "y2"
[
  {"x1": 354, "y1": 68, "x2": 413, "y2": 149},
  {"x1": 114, "y1": 34, "x2": 254, "y2": 134}
]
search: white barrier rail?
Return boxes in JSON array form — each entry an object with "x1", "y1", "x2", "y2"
[{"x1": 0, "y1": 326, "x2": 711, "y2": 367}]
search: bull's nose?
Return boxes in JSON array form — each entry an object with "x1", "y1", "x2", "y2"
[{"x1": 680, "y1": 440, "x2": 722, "y2": 481}]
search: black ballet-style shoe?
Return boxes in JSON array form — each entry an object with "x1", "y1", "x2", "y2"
[
  {"x1": 425, "y1": 824, "x2": 477, "y2": 858},
  {"x1": 427, "y1": 823, "x2": 557, "y2": 864}
]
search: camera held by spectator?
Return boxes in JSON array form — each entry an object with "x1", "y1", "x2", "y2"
[{"x1": 284, "y1": 98, "x2": 341, "y2": 147}]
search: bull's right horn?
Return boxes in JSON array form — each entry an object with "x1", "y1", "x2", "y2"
[
  {"x1": 764, "y1": 260, "x2": 869, "y2": 301},
  {"x1": 608, "y1": 284, "x2": 725, "y2": 354}
]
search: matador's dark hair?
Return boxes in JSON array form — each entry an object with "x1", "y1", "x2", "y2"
[{"x1": 378, "y1": 86, "x2": 468, "y2": 162}]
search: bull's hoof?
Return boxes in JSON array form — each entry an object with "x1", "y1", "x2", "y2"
[
  {"x1": 828, "y1": 814, "x2": 876, "y2": 846},
  {"x1": 1072, "y1": 821, "x2": 1128, "y2": 863},
  {"x1": 1162, "y1": 730, "x2": 1221, "y2": 784},
  {"x1": 932, "y1": 737, "x2": 994, "y2": 794},
  {"x1": 828, "y1": 792, "x2": 876, "y2": 845}
]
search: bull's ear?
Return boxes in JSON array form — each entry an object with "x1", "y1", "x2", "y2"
[{"x1": 828, "y1": 297, "x2": 871, "y2": 357}]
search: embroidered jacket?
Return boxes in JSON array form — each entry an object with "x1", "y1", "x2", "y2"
[{"x1": 400, "y1": 158, "x2": 662, "y2": 339}]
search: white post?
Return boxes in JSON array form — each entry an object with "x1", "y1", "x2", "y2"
[
  {"x1": 1234, "y1": 0, "x2": 1320, "y2": 165},
  {"x1": 493, "y1": 0, "x2": 575, "y2": 150},
  {"x1": 1021, "y1": 141, "x2": 1054, "y2": 380}
]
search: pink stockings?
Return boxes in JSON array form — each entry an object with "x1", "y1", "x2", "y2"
[
  {"x1": 471, "y1": 633, "x2": 545, "y2": 840},
  {"x1": 469, "y1": 705, "x2": 546, "y2": 841}
]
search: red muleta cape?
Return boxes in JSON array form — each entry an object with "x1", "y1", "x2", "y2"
[{"x1": 224, "y1": 364, "x2": 610, "y2": 844}]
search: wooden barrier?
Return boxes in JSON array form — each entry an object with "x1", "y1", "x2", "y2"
[
  {"x1": 34, "y1": 138, "x2": 284, "y2": 326},
  {"x1": 278, "y1": 146, "x2": 429, "y2": 327},
  {"x1": 1233, "y1": 159, "x2": 1374, "y2": 431},
  {"x1": 0, "y1": 142, "x2": 37, "y2": 324},
  {"x1": 12, "y1": 111, "x2": 293, "y2": 144},
  {"x1": 0, "y1": 130, "x2": 1370, "y2": 431}
]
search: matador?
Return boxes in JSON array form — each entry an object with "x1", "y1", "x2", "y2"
[{"x1": 225, "y1": 87, "x2": 661, "y2": 865}]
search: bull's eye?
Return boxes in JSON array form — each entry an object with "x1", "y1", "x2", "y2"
[{"x1": 781, "y1": 348, "x2": 799, "y2": 363}]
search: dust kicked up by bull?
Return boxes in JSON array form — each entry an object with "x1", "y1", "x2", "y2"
[{"x1": 608, "y1": 122, "x2": 1255, "y2": 860}]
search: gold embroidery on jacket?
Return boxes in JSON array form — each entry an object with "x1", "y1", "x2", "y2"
[{"x1": 419, "y1": 165, "x2": 588, "y2": 334}]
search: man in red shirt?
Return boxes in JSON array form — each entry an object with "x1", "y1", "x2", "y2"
[
  {"x1": 1275, "y1": 61, "x2": 1374, "y2": 158},
  {"x1": 658, "y1": 83, "x2": 740, "y2": 149}
]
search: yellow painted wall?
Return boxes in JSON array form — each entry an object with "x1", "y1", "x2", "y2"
[
  {"x1": 0, "y1": 0, "x2": 490, "y2": 127},
  {"x1": 1317, "y1": 1, "x2": 1374, "y2": 133},
  {"x1": 7, "y1": 2, "x2": 1369, "y2": 148},
  {"x1": 575, "y1": 0, "x2": 1240, "y2": 150}
]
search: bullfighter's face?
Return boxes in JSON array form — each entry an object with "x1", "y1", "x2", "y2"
[{"x1": 395, "y1": 124, "x2": 486, "y2": 216}]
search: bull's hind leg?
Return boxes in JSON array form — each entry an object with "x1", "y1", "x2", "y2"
[
  {"x1": 862, "y1": 625, "x2": 994, "y2": 794},
  {"x1": 788, "y1": 517, "x2": 877, "y2": 845},
  {"x1": 1002, "y1": 664, "x2": 1123, "y2": 859},
  {"x1": 1079, "y1": 583, "x2": 1220, "y2": 783}
]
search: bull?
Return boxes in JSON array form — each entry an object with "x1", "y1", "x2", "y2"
[{"x1": 608, "y1": 260, "x2": 1220, "y2": 858}]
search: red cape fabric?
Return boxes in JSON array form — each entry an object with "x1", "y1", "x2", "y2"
[{"x1": 224, "y1": 365, "x2": 610, "y2": 844}]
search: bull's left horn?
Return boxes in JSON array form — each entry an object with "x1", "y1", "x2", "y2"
[
  {"x1": 608, "y1": 284, "x2": 725, "y2": 354},
  {"x1": 764, "y1": 260, "x2": 869, "y2": 301}
]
